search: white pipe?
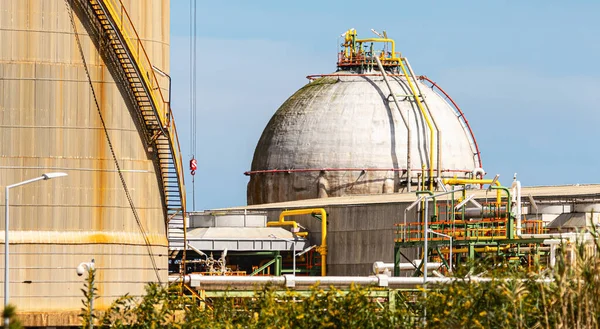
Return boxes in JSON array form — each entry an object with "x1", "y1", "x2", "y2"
[
  {"x1": 373, "y1": 261, "x2": 442, "y2": 274},
  {"x1": 171, "y1": 274, "x2": 554, "y2": 289},
  {"x1": 549, "y1": 244, "x2": 557, "y2": 268},
  {"x1": 374, "y1": 56, "x2": 411, "y2": 191},
  {"x1": 405, "y1": 60, "x2": 442, "y2": 180},
  {"x1": 472, "y1": 167, "x2": 485, "y2": 180},
  {"x1": 520, "y1": 233, "x2": 584, "y2": 240},
  {"x1": 511, "y1": 179, "x2": 522, "y2": 236}
]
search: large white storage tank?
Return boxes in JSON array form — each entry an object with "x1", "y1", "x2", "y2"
[{"x1": 248, "y1": 30, "x2": 482, "y2": 205}]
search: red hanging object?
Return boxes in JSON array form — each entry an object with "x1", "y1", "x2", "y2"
[{"x1": 189, "y1": 157, "x2": 197, "y2": 176}]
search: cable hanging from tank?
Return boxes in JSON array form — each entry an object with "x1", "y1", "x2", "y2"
[
  {"x1": 65, "y1": 0, "x2": 162, "y2": 283},
  {"x1": 189, "y1": 0, "x2": 198, "y2": 211}
]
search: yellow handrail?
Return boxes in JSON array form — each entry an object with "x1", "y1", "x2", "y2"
[{"x1": 100, "y1": 0, "x2": 186, "y2": 215}]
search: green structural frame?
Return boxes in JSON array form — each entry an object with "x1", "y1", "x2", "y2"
[{"x1": 394, "y1": 187, "x2": 550, "y2": 276}]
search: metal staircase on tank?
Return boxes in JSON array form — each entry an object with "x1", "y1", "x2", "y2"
[{"x1": 73, "y1": 0, "x2": 187, "y2": 248}]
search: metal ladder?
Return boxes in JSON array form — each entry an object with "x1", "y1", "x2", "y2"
[{"x1": 77, "y1": 0, "x2": 187, "y2": 236}]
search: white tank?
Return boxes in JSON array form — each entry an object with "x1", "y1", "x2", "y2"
[{"x1": 248, "y1": 73, "x2": 480, "y2": 205}]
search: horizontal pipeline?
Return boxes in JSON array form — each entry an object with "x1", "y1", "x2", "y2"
[
  {"x1": 170, "y1": 274, "x2": 553, "y2": 290},
  {"x1": 244, "y1": 168, "x2": 472, "y2": 176}
]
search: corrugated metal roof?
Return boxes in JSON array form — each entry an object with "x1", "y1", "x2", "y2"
[
  {"x1": 188, "y1": 227, "x2": 298, "y2": 239},
  {"x1": 185, "y1": 227, "x2": 309, "y2": 251}
]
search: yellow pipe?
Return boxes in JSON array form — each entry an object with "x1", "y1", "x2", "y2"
[
  {"x1": 266, "y1": 221, "x2": 299, "y2": 229},
  {"x1": 443, "y1": 178, "x2": 502, "y2": 205},
  {"x1": 264, "y1": 221, "x2": 309, "y2": 238},
  {"x1": 438, "y1": 245, "x2": 510, "y2": 254},
  {"x1": 354, "y1": 38, "x2": 400, "y2": 61},
  {"x1": 398, "y1": 58, "x2": 435, "y2": 190},
  {"x1": 278, "y1": 208, "x2": 328, "y2": 276}
]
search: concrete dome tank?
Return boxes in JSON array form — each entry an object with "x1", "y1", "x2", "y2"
[{"x1": 247, "y1": 29, "x2": 482, "y2": 205}]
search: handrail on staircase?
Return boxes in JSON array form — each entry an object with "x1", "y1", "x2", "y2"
[{"x1": 99, "y1": 0, "x2": 186, "y2": 215}]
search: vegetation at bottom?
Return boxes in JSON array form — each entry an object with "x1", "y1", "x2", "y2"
[
  {"x1": 14, "y1": 225, "x2": 592, "y2": 328},
  {"x1": 76, "y1": 236, "x2": 600, "y2": 329}
]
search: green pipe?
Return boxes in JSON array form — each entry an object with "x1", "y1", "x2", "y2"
[
  {"x1": 416, "y1": 190, "x2": 437, "y2": 218},
  {"x1": 250, "y1": 257, "x2": 278, "y2": 276}
]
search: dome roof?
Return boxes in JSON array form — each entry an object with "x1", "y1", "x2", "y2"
[{"x1": 247, "y1": 73, "x2": 480, "y2": 205}]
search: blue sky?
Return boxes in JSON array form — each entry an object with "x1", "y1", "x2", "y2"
[{"x1": 169, "y1": 0, "x2": 600, "y2": 210}]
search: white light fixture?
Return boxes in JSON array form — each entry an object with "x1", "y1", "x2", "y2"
[
  {"x1": 371, "y1": 28, "x2": 383, "y2": 38},
  {"x1": 296, "y1": 245, "x2": 316, "y2": 257},
  {"x1": 5, "y1": 172, "x2": 68, "y2": 326},
  {"x1": 436, "y1": 177, "x2": 448, "y2": 192},
  {"x1": 455, "y1": 194, "x2": 475, "y2": 210},
  {"x1": 487, "y1": 174, "x2": 500, "y2": 191},
  {"x1": 42, "y1": 172, "x2": 68, "y2": 180},
  {"x1": 528, "y1": 194, "x2": 539, "y2": 212}
]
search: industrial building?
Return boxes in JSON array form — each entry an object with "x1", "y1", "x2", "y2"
[{"x1": 0, "y1": 1, "x2": 598, "y2": 327}]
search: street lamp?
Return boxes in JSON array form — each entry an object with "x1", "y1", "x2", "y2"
[
  {"x1": 4, "y1": 172, "x2": 67, "y2": 326},
  {"x1": 420, "y1": 188, "x2": 463, "y2": 327},
  {"x1": 427, "y1": 229, "x2": 453, "y2": 273},
  {"x1": 269, "y1": 234, "x2": 299, "y2": 276}
]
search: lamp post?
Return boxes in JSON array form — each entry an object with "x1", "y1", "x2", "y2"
[
  {"x1": 421, "y1": 188, "x2": 463, "y2": 327},
  {"x1": 422, "y1": 188, "x2": 464, "y2": 285},
  {"x1": 427, "y1": 229, "x2": 453, "y2": 273},
  {"x1": 269, "y1": 234, "x2": 297, "y2": 276},
  {"x1": 4, "y1": 172, "x2": 67, "y2": 327}
]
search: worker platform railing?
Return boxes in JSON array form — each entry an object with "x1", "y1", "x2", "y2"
[
  {"x1": 395, "y1": 201, "x2": 545, "y2": 244},
  {"x1": 75, "y1": 0, "x2": 187, "y2": 226}
]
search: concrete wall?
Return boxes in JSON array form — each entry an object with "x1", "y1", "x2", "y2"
[{"x1": 263, "y1": 201, "x2": 416, "y2": 276}]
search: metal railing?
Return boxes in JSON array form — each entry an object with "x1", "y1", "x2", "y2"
[{"x1": 98, "y1": 0, "x2": 186, "y2": 216}]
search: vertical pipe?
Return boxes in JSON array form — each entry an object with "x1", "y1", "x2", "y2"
[
  {"x1": 374, "y1": 57, "x2": 411, "y2": 191},
  {"x1": 448, "y1": 237, "x2": 453, "y2": 273},
  {"x1": 423, "y1": 198, "x2": 429, "y2": 284},
  {"x1": 89, "y1": 272, "x2": 94, "y2": 329},
  {"x1": 512, "y1": 180, "x2": 522, "y2": 236},
  {"x1": 405, "y1": 60, "x2": 442, "y2": 181},
  {"x1": 4, "y1": 187, "x2": 8, "y2": 329},
  {"x1": 398, "y1": 58, "x2": 435, "y2": 190},
  {"x1": 182, "y1": 213, "x2": 187, "y2": 277},
  {"x1": 292, "y1": 239, "x2": 296, "y2": 276},
  {"x1": 321, "y1": 211, "x2": 327, "y2": 276}
]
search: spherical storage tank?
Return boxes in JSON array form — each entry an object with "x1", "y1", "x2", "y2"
[
  {"x1": 0, "y1": 0, "x2": 171, "y2": 326},
  {"x1": 248, "y1": 30, "x2": 482, "y2": 205}
]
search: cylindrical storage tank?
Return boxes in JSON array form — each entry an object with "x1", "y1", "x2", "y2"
[
  {"x1": 0, "y1": 1, "x2": 169, "y2": 326},
  {"x1": 248, "y1": 73, "x2": 480, "y2": 205}
]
